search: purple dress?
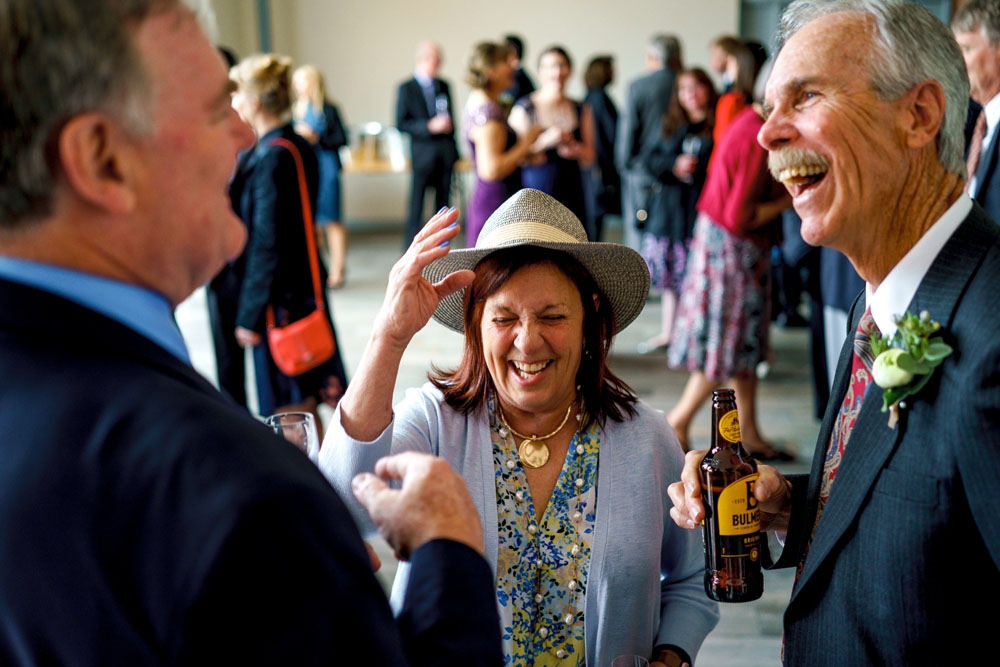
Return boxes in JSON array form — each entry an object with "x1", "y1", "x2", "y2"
[{"x1": 464, "y1": 98, "x2": 521, "y2": 246}]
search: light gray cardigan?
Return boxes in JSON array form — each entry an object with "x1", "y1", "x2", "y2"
[{"x1": 320, "y1": 383, "x2": 719, "y2": 666}]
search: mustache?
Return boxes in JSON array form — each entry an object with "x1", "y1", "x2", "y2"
[{"x1": 768, "y1": 147, "x2": 829, "y2": 180}]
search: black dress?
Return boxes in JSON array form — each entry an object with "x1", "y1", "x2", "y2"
[
  {"x1": 583, "y1": 87, "x2": 621, "y2": 241},
  {"x1": 638, "y1": 119, "x2": 714, "y2": 291}
]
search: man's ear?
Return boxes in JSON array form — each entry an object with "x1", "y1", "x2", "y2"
[
  {"x1": 57, "y1": 113, "x2": 137, "y2": 214},
  {"x1": 903, "y1": 79, "x2": 945, "y2": 150}
]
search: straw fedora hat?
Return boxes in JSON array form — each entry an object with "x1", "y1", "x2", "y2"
[{"x1": 423, "y1": 188, "x2": 651, "y2": 334}]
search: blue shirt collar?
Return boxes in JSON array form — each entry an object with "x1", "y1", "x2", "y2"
[
  {"x1": 414, "y1": 71, "x2": 434, "y2": 89},
  {"x1": 0, "y1": 256, "x2": 191, "y2": 364}
]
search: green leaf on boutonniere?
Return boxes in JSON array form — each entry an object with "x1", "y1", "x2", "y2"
[{"x1": 869, "y1": 310, "x2": 953, "y2": 421}]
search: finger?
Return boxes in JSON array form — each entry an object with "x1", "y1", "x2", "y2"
[
  {"x1": 681, "y1": 449, "x2": 707, "y2": 496},
  {"x1": 372, "y1": 450, "x2": 424, "y2": 482},
  {"x1": 666, "y1": 480, "x2": 685, "y2": 507},
  {"x1": 670, "y1": 505, "x2": 699, "y2": 530},
  {"x1": 434, "y1": 269, "x2": 475, "y2": 298},
  {"x1": 351, "y1": 471, "x2": 390, "y2": 511},
  {"x1": 413, "y1": 206, "x2": 460, "y2": 245}
]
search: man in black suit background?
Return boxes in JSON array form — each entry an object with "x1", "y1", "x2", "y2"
[
  {"x1": 669, "y1": 2, "x2": 1000, "y2": 665},
  {"x1": 616, "y1": 33, "x2": 683, "y2": 252},
  {"x1": 501, "y1": 34, "x2": 536, "y2": 111},
  {"x1": 953, "y1": 0, "x2": 1000, "y2": 223},
  {"x1": 395, "y1": 41, "x2": 459, "y2": 250},
  {"x1": 0, "y1": 1, "x2": 502, "y2": 663}
]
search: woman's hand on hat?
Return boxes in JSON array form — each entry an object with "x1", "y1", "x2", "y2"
[{"x1": 377, "y1": 206, "x2": 474, "y2": 348}]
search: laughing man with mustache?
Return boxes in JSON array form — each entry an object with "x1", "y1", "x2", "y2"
[{"x1": 668, "y1": 1, "x2": 1000, "y2": 665}]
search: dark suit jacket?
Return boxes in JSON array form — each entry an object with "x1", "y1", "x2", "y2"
[
  {"x1": 227, "y1": 124, "x2": 324, "y2": 332},
  {"x1": 0, "y1": 279, "x2": 502, "y2": 665},
  {"x1": 615, "y1": 67, "x2": 676, "y2": 174},
  {"x1": 395, "y1": 77, "x2": 458, "y2": 169},
  {"x1": 767, "y1": 205, "x2": 1000, "y2": 666},
  {"x1": 972, "y1": 113, "x2": 1000, "y2": 224}
]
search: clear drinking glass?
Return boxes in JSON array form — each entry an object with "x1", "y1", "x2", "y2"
[
  {"x1": 680, "y1": 135, "x2": 702, "y2": 183},
  {"x1": 264, "y1": 411, "x2": 320, "y2": 462}
]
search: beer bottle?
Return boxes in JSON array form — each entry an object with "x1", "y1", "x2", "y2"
[{"x1": 699, "y1": 388, "x2": 763, "y2": 602}]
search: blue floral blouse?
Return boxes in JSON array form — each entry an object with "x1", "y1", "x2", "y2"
[{"x1": 490, "y1": 396, "x2": 600, "y2": 666}]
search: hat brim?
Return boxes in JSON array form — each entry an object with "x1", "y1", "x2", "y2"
[{"x1": 423, "y1": 240, "x2": 651, "y2": 334}]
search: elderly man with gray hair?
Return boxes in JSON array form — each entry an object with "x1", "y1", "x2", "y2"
[{"x1": 670, "y1": 1, "x2": 1000, "y2": 664}]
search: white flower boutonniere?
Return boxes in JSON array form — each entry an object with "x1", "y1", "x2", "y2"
[{"x1": 869, "y1": 310, "x2": 953, "y2": 428}]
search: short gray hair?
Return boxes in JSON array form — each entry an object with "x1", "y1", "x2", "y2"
[
  {"x1": 776, "y1": 0, "x2": 969, "y2": 176},
  {"x1": 648, "y1": 34, "x2": 683, "y2": 72},
  {"x1": 952, "y1": 0, "x2": 1000, "y2": 46},
  {"x1": 0, "y1": 0, "x2": 204, "y2": 229}
]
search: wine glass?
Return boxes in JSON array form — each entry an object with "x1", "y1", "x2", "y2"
[
  {"x1": 681, "y1": 134, "x2": 702, "y2": 156},
  {"x1": 434, "y1": 93, "x2": 449, "y2": 117},
  {"x1": 679, "y1": 135, "x2": 702, "y2": 183},
  {"x1": 611, "y1": 656, "x2": 650, "y2": 667},
  {"x1": 264, "y1": 411, "x2": 320, "y2": 462}
]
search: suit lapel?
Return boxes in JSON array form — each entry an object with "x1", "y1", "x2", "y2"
[
  {"x1": 793, "y1": 296, "x2": 899, "y2": 592},
  {"x1": 975, "y1": 127, "x2": 1000, "y2": 197},
  {"x1": 793, "y1": 206, "x2": 997, "y2": 597}
]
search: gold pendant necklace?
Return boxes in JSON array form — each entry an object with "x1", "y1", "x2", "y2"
[{"x1": 497, "y1": 401, "x2": 575, "y2": 469}]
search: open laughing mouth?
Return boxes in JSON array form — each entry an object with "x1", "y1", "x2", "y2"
[
  {"x1": 510, "y1": 360, "x2": 551, "y2": 379},
  {"x1": 777, "y1": 164, "x2": 827, "y2": 190},
  {"x1": 770, "y1": 148, "x2": 830, "y2": 196}
]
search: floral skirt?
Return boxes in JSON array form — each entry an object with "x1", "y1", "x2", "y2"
[
  {"x1": 668, "y1": 214, "x2": 772, "y2": 381},
  {"x1": 640, "y1": 232, "x2": 689, "y2": 292}
]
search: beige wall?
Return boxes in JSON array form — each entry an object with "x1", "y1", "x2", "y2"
[{"x1": 211, "y1": 0, "x2": 741, "y2": 223}]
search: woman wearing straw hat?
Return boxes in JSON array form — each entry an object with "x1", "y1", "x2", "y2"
[{"x1": 319, "y1": 189, "x2": 718, "y2": 667}]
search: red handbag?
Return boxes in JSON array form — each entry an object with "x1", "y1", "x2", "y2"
[{"x1": 265, "y1": 137, "x2": 336, "y2": 377}]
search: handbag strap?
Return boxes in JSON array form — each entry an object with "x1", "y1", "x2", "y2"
[{"x1": 266, "y1": 136, "x2": 325, "y2": 329}]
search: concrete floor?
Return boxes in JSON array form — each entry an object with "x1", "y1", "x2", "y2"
[{"x1": 176, "y1": 222, "x2": 821, "y2": 667}]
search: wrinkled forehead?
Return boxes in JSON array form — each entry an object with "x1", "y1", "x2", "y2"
[{"x1": 766, "y1": 12, "x2": 871, "y2": 105}]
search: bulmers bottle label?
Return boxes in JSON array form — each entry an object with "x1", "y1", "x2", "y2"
[
  {"x1": 717, "y1": 473, "x2": 760, "y2": 536},
  {"x1": 717, "y1": 409, "x2": 742, "y2": 444}
]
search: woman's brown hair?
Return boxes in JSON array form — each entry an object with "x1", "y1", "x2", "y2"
[
  {"x1": 429, "y1": 246, "x2": 639, "y2": 429},
  {"x1": 662, "y1": 67, "x2": 718, "y2": 137}
]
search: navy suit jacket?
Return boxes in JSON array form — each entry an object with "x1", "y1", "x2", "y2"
[
  {"x1": 0, "y1": 280, "x2": 502, "y2": 665},
  {"x1": 767, "y1": 205, "x2": 1000, "y2": 666},
  {"x1": 395, "y1": 77, "x2": 458, "y2": 169},
  {"x1": 972, "y1": 119, "x2": 1000, "y2": 224}
]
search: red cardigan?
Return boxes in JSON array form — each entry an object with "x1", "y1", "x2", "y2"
[{"x1": 697, "y1": 105, "x2": 784, "y2": 247}]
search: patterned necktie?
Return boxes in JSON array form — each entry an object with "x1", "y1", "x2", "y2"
[
  {"x1": 818, "y1": 306, "x2": 877, "y2": 511},
  {"x1": 792, "y1": 307, "x2": 877, "y2": 591},
  {"x1": 967, "y1": 110, "x2": 987, "y2": 192}
]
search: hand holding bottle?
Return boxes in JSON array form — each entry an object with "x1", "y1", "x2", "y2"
[{"x1": 668, "y1": 451, "x2": 793, "y2": 533}]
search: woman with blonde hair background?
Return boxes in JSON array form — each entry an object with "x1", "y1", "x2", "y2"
[
  {"x1": 292, "y1": 64, "x2": 349, "y2": 289},
  {"x1": 462, "y1": 41, "x2": 543, "y2": 245},
  {"x1": 229, "y1": 54, "x2": 349, "y2": 422}
]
